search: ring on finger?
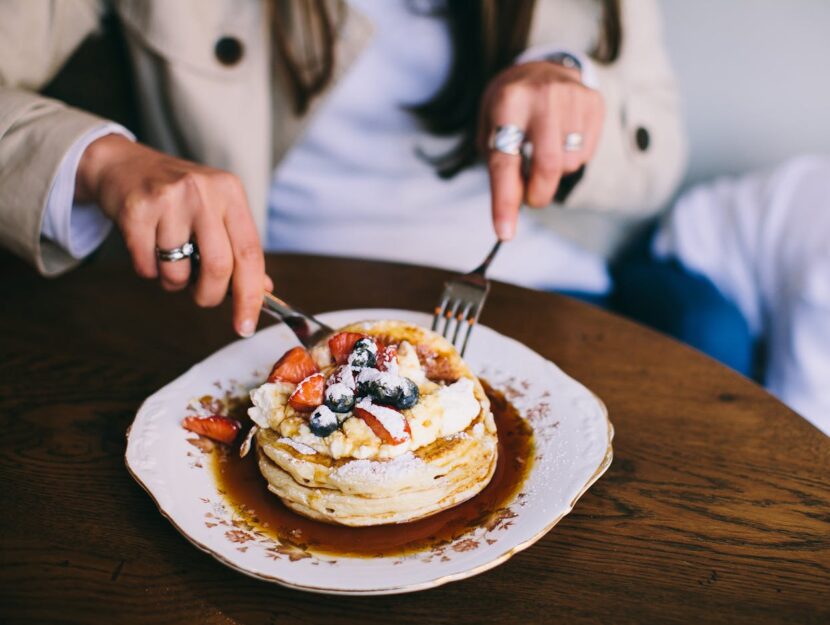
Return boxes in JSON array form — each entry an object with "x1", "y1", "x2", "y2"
[
  {"x1": 156, "y1": 241, "x2": 199, "y2": 262},
  {"x1": 563, "y1": 132, "x2": 584, "y2": 153},
  {"x1": 489, "y1": 125, "x2": 526, "y2": 156}
]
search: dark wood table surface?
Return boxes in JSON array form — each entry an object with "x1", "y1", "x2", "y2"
[{"x1": 2, "y1": 251, "x2": 828, "y2": 625}]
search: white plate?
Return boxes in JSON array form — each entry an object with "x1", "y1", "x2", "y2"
[{"x1": 126, "y1": 309, "x2": 613, "y2": 595}]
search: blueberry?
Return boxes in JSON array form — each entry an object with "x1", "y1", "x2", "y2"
[
  {"x1": 324, "y1": 382, "x2": 355, "y2": 413},
  {"x1": 348, "y1": 338, "x2": 378, "y2": 368},
  {"x1": 354, "y1": 367, "x2": 379, "y2": 397},
  {"x1": 309, "y1": 405, "x2": 339, "y2": 437},
  {"x1": 370, "y1": 372, "x2": 402, "y2": 404},
  {"x1": 395, "y1": 377, "x2": 420, "y2": 409}
]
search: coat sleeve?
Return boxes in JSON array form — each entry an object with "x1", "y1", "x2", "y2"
[
  {"x1": 536, "y1": 0, "x2": 688, "y2": 216},
  {"x1": 0, "y1": 0, "x2": 109, "y2": 275}
]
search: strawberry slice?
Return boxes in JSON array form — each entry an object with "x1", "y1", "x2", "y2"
[
  {"x1": 328, "y1": 332, "x2": 367, "y2": 365},
  {"x1": 376, "y1": 344, "x2": 398, "y2": 371},
  {"x1": 354, "y1": 402, "x2": 411, "y2": 445},
  {"x1": 288, "y1": 373, "x2": 326, "y2": 411},
  {"x1": 268, "y1": 346, "x2": 318, "y2": 384},
  {"x1": 182, "y1": 415, "x2": 241, "y2": 445}
]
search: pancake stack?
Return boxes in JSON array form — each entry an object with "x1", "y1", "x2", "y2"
[{"x1": 248, "y1": 320, "x2": 498, "y2": 526}]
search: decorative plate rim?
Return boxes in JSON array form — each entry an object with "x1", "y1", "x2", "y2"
[{"x1": 125, "y1": 309, "x2": 614, "y2": 595}]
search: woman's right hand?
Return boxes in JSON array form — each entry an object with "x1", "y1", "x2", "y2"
[{"x1": 75, "y1": 134, "x2": 270, "y2": 337}]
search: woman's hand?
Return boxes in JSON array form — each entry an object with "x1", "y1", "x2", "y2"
[
  {"x1": 479, "y1": 60, "x2": 605, "y2": 240},
  {"x1": 75, "y1": 135, "x2": 271, "y2": 337}
]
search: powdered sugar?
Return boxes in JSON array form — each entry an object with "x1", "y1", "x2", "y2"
[
  {"x1": 356, "y1": 397, "x2": 409, "y2": 442},
  {"x1": 328, "y1": 365, "x2": 355, "y2": 389},
  {"x1": 331, "y1": 451, "x2": 424, "y2": 483},
  {"x1": 356, "y1": 367, "x2": 405, "y2": 395},
  {"x1": 326, "y1": 382, "x2": 352, "y2": 402},
  {"x1": 355, "y1": 367, "x2": 380, "y2": 386},
  {"x1": 312, "y1": 405, "x2": 338, "y2": 429}
]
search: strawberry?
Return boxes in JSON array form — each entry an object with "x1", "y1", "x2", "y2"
[
  {"x1": 328, "y1": 332, "x2": 367, "y2": 365},
  {"x1": 288, "y1": 373, "x2": 326, "y2": 412},
  {"x1": 182, "y1": 415, "x2": 241, "y2": 445},
  {"x1": 268, "y1": 346, "x2": 318, "y2": 384},
  {"x1": 376, "y1": 344, "x2": 398, "y2": 371},
  {"x1": 354, "y1": 403, "x2": 411, "y2": 445}
]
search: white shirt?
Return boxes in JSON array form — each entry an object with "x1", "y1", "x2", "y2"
[{"x1": 43, "y1": 1, "x2": 609, "y2": 293}]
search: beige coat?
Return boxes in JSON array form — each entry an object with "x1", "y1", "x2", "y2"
[{"x1": 0, "y1": 0, "x2": 686, "y2": 276}]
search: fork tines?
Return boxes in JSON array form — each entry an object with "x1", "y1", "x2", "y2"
[
  {"x1": 431, "y1": 277, "x2": 490, "y2": 357},
  {"x1": 431, "y1": 240, "x2": 501, "y2": 357}
]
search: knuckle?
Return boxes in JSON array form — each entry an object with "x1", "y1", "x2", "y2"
[
  {"x1": 178, "y1": 171, "x2": 205, "y2": 203},
  {"x1": 194, "y1": 289, "x2": 224, "y2": 308},
  {"x1": 202, "y1": 252, "x2": 233, "y2": 280},
  {"x1": 494, "y1": 82, "x2": 528, "y2": 110},
  {"x1": 532, "y1": 151, "x2": 562, "y2": 176},
  {"x1": 488, "y1": 154, "x2": 518, "y2": 174},
  {"x1": 562, "y1": 154, "x2": 583, "y2": 173},
  {"x1": 161, "y1": 277, "x2": 188, "y2": 292},
  {"x1": 120, "y1": 194, "x2": 150, "y2": 227},
  {"x1": 132, "y1": 257, "x2": 155, "y2": 279},
  {"x1": 547, "y1": 81, "x2": 577, "y2": 103},
  {"x1": 240, "y1": 287, "x2": 263, "y2": 306},
  {"x1": 235, "y1": 240, "x2": 263, "y2": 263},
  {"x1": 495, "y1": 188, "x2": 522, "y2": 210},
  {"x1": 525, "y1": 195, "x2": 548, "y2": 209},
  {"x1": 213, "y1": 170, "x2": 243, "y2": 194}
]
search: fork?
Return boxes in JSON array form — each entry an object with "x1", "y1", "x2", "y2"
[
  {"x1": 432, "y1": 240, "x2": 502, "y2": 356},
  {"x1": 261, "y1": 291, "x2": 333, "y2": 349},
  {"x1": 242, "y1": 292, "x2": 334, "y2": 457}
]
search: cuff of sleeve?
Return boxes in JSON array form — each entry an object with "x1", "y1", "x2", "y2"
[
  {"x1": 514, "y1": 45, "x2": 600, "y2": 91},
  {"x1": 41, "y1": 123, "x2": 135, "y2": 259}
]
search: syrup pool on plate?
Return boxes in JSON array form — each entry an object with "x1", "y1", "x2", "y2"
[{"x1": 211, "y1": 382, "x2": 534, "y2": 557}]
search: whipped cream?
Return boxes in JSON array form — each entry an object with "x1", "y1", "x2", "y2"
[{"x1": 434, "y1": 377, "x2": 480, "y2": 436}]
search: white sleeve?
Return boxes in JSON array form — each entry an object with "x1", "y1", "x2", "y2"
[
  {"x1": 41, "y1": 123, "x2": 135, "y2": 259},
  {"x1": 514, "y1": 45, "x2": 600, "y2": 90}
]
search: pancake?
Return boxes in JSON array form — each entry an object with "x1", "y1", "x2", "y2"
[{"x1": 248, "y1": 320, "x2": 498, "y2": 526}]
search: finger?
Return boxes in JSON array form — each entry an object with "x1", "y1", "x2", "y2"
[
  {"x1": 120, "y1": 200, "x2": 158, "y2": 279},
  {"x1": 561, "y1": 128, "x2": 586, "y2": 175},
  {"x1": 488, "y1": 152, "x2": 524, "y2": 240},
  {"x1": 191, "y1": 211, "x2": 233, "y2": 308},
  {"x1": 580, "y1": 94, "x2": 604, "y2": 162},
  {"x1": 224, "y1": 194, "x2": 266, "y2": 337},
  {"x1": 156, "y1": 209, "x2": 193, "y2": 291},
  {"x1": 560, "y1": 101, "x2": 586, "y2": 174},
  {"x1": 264, "y1": 274, "x2": 274, "y2": 292},
  {"x1": 486, "y1": 86, "x2": 532, "y2": 240},
  {"x1": 525, "y1": 106, "x2": 563, "y2": 208}
]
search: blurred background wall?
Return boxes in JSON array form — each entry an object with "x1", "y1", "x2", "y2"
[
  {"x1": 660, "y1": 0, "x2": 830, "y2": 188},
  {"x1": 43, "y1": 1, "x2": 830, "y2": 201}
]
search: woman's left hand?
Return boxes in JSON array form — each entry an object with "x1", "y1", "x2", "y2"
[{"x1": 479, "y1": 60, "x2": 605, "y2": 240}]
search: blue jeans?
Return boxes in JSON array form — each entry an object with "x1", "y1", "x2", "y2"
[{"x1": 560, "y1": 237, "x2": 756, "y2": 379}]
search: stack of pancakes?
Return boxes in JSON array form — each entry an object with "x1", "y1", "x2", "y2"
[{"x1": 253, "y1": 321, "x2": 498, "y2": 526}]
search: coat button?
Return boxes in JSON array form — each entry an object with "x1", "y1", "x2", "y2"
[
  {"x1": 635, "y1": 127, "x2": 650, "y2": 151},
  {"x1": 215, "y1": 36, "x2": 244, "y2": 66}
]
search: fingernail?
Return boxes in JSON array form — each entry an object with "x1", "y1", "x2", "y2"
[
  {"x1": 239, "y1": 319, "x2": 255, "y2": 338},
  {"x1": 496, "y1": 220, "x2": 515, "y2": 241}
]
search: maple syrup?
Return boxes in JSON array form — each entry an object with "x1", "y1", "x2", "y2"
[{"x1": 212, "y1": 382, "x2": 533, "y2": 557}]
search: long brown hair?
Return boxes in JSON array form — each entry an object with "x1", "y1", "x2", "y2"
[{"x1": 272, "y1": 0, "x2": 622, "y2": 177}]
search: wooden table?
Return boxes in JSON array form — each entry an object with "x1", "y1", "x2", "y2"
[{"x1": 2, "y1": 252, "x2": 828, "y2": 624}]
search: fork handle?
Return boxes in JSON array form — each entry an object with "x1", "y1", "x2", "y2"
[
  {"x1": 471, "y1": 240, "x2": 502, "y2": 276},
  {"x1": 261, "y1": 291, "x2": 333, "y2": 348}
]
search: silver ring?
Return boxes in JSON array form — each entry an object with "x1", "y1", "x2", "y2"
[
  {"x1": 156, "y1": 241, "x2": 197, "y2": 262},
  {"x1": 489, "y1": 125, "x2": 526, "y2": 156},
  {"x1": 563, "y1": 132, "x2": 584, "y2": 152}
]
